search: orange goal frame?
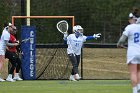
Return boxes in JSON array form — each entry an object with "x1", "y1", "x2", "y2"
[
  {"x1": 11, "y1": 16, "x2": 75, "y2": 76},
  {"x1": 12, "y1": 16, "x2": 75, "y2": 27}
]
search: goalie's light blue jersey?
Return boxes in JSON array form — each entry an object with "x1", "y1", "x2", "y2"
[{"x1": 67, "y1": 34, "x2": 87, "y2": 55}]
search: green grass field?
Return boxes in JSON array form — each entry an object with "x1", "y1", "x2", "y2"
[
  {"x1": 1, "y1": 48, "x2": 131, "y2": 93},
  {"x1": 0, "y1": 80, "x2": 132, "y2": 93}
]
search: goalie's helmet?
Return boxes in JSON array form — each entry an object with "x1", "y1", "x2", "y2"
[{"x1": 73, "y1": 25, "x2": 83, "y2": 36}]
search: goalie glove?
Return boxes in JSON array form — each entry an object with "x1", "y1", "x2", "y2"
[
  {"x1": 93, "y1": 33, "x2": 101, "y2": 39},
  {"x1": 63, "y1": 32, "x2": 68, "y2": 40}
]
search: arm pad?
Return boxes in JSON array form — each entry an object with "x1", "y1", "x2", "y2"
[
  {"x1": 117, "y1": 34, "x2": 127, "y2": 47},
  {"x1": 86, "y1": 36, "x2": 94, "y2": 40}
]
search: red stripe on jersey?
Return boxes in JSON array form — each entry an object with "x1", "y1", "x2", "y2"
[{"x1": 7, "y1": 34, "x2": 17, "y2": 52}]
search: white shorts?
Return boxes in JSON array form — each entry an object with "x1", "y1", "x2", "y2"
[
  {"x1": 0, "y1": 50, "x2": 5, "y2": 55},
  {"x1": 127, "y1": 55, "x2": 140, "y2": 64}
]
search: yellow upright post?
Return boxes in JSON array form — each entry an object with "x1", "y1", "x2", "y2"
[{"x1": 27, "y1": 0, "x2": 30, "y2": 26}]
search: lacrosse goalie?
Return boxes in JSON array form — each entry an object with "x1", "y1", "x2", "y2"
[{"x1": 63, "y1": 25, "x2": 101, "y2": 81}]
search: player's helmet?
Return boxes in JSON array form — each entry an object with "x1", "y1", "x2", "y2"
[
  {"x1": 73, "y1": 25, "x2": 83, "y2": 36},
  {"x1": 8, "y1": 23, "x2": 17, "y2": 35},
  {"x1": 8, "y1": 23, "x2": 12, "y2": 26}
]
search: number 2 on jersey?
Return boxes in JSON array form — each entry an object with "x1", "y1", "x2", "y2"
[{"x1": 134, "y1": 33, "x2": 140, "y2": 43}]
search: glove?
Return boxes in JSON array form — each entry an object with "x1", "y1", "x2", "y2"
[
  {"x1": 93, "y1": 33, "x2": 101, "y2": 39},
  {"x1": 63, "y1": 32, "x2": 68, "y2": 40}
]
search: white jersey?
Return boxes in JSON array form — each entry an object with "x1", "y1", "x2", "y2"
[
  {"x1": 123, "y1": 23, "x2": 140, "y2": 64},
  {"x1": 67, "y1": 34, "x2": 87, "y2": 55},
  {"x1": 0, "y1": 28, "x2": 10, "y2": 55}
]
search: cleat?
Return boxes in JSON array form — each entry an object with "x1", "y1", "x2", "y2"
[
  {"x1": 75, "y1": 74, "x2": 81, "y2": 80},
  {"x1": 13, "y1": 77, "x2": 23, "y2": 81},
  {"x1": 70, "y1": 78, "x2": 77, "y2": 81},
  {"x1": 0, "y1": 78, "x2": 5, "y2": 82},
  {"x1": 6, "y1": 78, "x2": 15, "y2": 82},
  {"x1": 69, "y1": 75, "x2": 77, "y2": 81}
]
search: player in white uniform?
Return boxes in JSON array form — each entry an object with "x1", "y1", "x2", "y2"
[
  {"x1": 0, "y1": 23, "x2": 19, "y2": 81},
  {"x1": 64, "y1": 25, "x2": 101, "y2": 81},
  {"x1": 117, "y1": 16, "x2": 140, "y2": 93}
]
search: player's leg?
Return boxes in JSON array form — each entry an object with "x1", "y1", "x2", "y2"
[
  {"x1": 75, "y1": 55, "x2": 81, "y2": 80},
  {"x1": 0, "y1": 55, "x2": 5, "y2": 81},
  {"x1": 128, "y1": 63, "x2": 138, "y2": 93},
  {"x1": 76, "y1": 55, "x2": 80, "y2": 70},
  {"x1": 68, "y1": 54, "x2": 78, "y2": 81},
  {"x1": 137, "y1": 64, "x2": 140, "y2": 92},
  {"x1": 0, "y1": 56, "x2": 4, "y2": 70},
  {"x1": 6, "y1": 59, "x2": 16, "y2": 82},
  {"x1": 13, "y1": 57, "x2": 23, "y2": 80},
  {"x1": 5, "y1": 52, "x2": 16, "y2": 82}
]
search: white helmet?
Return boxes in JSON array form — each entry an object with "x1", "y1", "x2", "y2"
[
  {"x1": 8, "y1": 23, "x2": 12, "y2": 26},
  {"x1": 73, "y1": 25, "x2": 83, "y2": 33}
]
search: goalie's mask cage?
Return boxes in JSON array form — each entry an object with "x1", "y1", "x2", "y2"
[
  {"x1": 73, "y1": 25, "x2": 83, "y2": 36},
  {"x1": 12, "y1": 16, "x2": 76, "y2": 80}
]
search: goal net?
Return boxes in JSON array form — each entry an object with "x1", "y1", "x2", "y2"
[{"x1": 12, "y1": 16, "x2": 75, "y2": 79}]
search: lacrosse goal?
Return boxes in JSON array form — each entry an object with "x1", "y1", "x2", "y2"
[{"x1": 12, "y1": 16, "x2": 75, "y2": 79}]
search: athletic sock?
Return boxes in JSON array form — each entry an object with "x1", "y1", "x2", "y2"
[
  {"x1": 7, "y1": 74, "x2": 12, "y2": 79},
  {"x1": 15, "y1": 73, "x2": 19, "y2": 78}
]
